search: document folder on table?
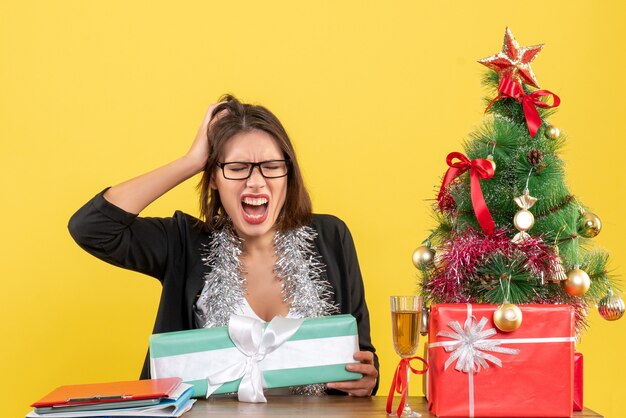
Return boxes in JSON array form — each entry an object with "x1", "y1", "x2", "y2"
[
  {"x1": 31, "y1": 377, "x2": 182, "y2": 409},
  {"x1": 26, "y1": 382, "x2": 195, "y2": 418}
]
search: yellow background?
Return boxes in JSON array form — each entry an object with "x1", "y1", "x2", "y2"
[{"x1": 1, "y1": 1, "x2": 625, "y2": 416}]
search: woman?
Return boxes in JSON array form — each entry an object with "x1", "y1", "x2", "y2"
[{"x1": 68, "y1": 95, "x2": 378, "y2": 396}]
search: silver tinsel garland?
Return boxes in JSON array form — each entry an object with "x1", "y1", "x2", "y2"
[
  {"x1": 194, "y1": 224, "x2": 338, "y2": 396},
  {"x1": 274, "y1": 227, "x2": 338, "y2": 319},
  {"x1": 194, "y1": 225, "x2": 246, "y2": 329}
]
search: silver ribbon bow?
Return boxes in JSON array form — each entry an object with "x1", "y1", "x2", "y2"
[
  {"x1": 437, "y1": 316, "x2": 520, "y2": 373},
  {"x1": 205, "y1": 315, "x2": 304, "y2": 402}
]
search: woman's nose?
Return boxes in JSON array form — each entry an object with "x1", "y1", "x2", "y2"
[{"x1": 246, "y1": 165, "x2": 266, "y2": 187}]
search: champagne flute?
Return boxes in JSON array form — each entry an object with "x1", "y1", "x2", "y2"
[{"x1": 390, "y1": 296, "x2": 423, "y2": 417}]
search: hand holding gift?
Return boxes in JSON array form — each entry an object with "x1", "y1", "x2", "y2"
[{"x1": 326, "y1": 350, "x2": 378, "y2": 396}]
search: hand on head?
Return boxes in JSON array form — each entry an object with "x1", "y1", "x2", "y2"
[{"x1": 186, "y1": 102, "x2": 227, "y2": 172}]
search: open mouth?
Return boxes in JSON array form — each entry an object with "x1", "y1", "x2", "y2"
[{"x1": 241, "y1": 195, "x2": 269, "y2": 225}]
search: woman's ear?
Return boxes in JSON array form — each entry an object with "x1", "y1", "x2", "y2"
[{"x1": 209, "y1": 172, "x2": 218, "y2": 190}]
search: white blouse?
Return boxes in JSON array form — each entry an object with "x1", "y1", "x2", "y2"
[{"x1": 228, "y1": 298, "x2": 298, "y2": 396}]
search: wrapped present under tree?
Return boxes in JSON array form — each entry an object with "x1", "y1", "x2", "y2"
[{"x1": 427, "y1": 304, "x2": 574, "y2": 417}]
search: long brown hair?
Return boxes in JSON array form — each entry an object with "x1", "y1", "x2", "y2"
[{"x1": 198, "y1": 94, "x2": 312, "y2": 231}]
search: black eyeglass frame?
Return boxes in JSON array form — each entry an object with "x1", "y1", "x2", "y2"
[{"x1": 216, "y1": 159, "x2": 291, "y2": 180}]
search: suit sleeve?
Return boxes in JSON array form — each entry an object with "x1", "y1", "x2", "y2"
[
  {"x1": 339, "y1": 223, "x2": 380, "y2": 395},
  {"x1": 68, "y1": 189, "x2": 182, "y2": 282}
]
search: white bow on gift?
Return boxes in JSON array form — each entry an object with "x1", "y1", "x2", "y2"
[
  {"x1": 436, "y1": 316, "x2": 520, "y2": 373},
  {"x1": 205, "y1": 315, "x2": 305, "y2": 403}
]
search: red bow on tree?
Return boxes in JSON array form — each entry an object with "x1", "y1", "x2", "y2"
[
  {"x1": 487, "y1": 75, "x2": 560, "y2": 138},
  {"x1": 386, "y1": 356, "x2": 429, "y2": 418},
  {"x1": 437, "y1": 152, "x2": 495, "y2": 235}
]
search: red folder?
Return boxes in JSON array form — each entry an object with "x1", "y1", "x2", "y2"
[{"x1": 31, "y1": 377, "x2": 182, "y2": 408}]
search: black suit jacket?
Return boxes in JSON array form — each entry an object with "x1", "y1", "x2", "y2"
[{"x1": 68, "y1": 190, "x2": 379, "y2": 395}]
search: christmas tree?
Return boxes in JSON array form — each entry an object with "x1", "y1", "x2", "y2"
[{"x1": 415, "y1": 27, "x2": 624, "y2": 332}]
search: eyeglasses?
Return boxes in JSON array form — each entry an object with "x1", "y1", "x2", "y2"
[{"x1": 216, "y1": 160, "x2": 290, "y2": 180}]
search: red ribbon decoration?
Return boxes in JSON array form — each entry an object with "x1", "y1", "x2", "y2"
[
  {"x1": 386, "y1": 356, "x2": 429, "y2": 418},
  {"x1": 437, "y1": 152, "x2": 495, "y2": 235},
  {"x1": 487, "y1": 75, "x2": 561, "y2": 138}
]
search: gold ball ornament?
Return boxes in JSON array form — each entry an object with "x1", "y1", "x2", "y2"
[
  {"x1": 563, "y1": 267, "x2": 591, "y2": 296},
  {"x1": 493, "y1": 303, "x2": 523, "y2": 332},
  {"x1": 598, "y1": 290, "x2": 625, "y2": 321},
  {"x1": 513, "y1": 209, "x2": 535, "y2": 232},
  {"x1": 412, "y1": 245, "x2": 435, "y2": 268},
  {"x1": 544, "y1": 125, "x2": 561, "y2": 140},
  {"x1": 578, "y1": 212, "x2": 602, "y2": 238}
]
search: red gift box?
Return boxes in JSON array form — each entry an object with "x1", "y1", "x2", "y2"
[
  {"x1": 573, "y1": 352, "x2": 583, "y2": 411},
  {"x1": 428, "y1": 304, "x2": 574, "y2": 417}
]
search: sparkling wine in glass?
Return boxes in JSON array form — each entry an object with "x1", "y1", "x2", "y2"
[{"x1": 390, "y1": 296, "x2": 423, "y2": 417}]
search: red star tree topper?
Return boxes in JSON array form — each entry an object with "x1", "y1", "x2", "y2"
[{"x1": 478, "y1": 27, "x2": 544, "y2": 88}]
